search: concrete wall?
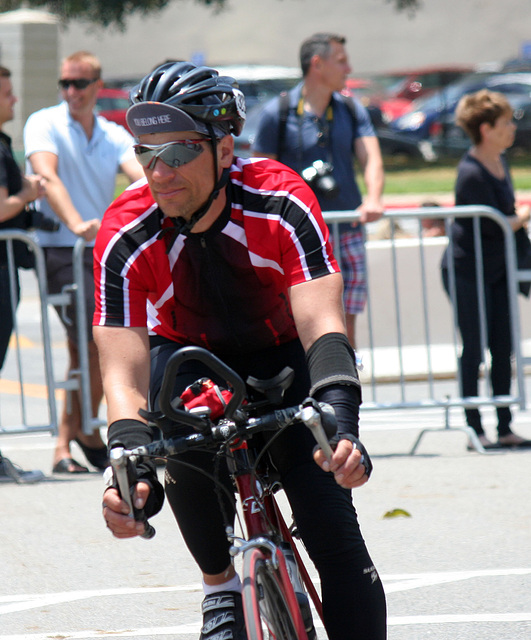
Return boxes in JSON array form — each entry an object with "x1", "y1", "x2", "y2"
[
  {"x1": 0, "y1": 9, "x2": 59, "y2": 150},
  {"x1": 2, "y1": 1, "x2": 530, "y2": 147},
  {"x1": 359, "y1": 237, "x2": 454, "y2": 349},
  {"x1": 357, "y1": 235, "x2": 531, "y2": 382},
  {"x1": 57, "y1": 0, "x2": 530, "y2": 80},
  {"x1": 361, "y1": 235, "x2": 531, "y2": 345}
]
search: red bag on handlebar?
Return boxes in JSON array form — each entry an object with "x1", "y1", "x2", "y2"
[{"x1": 180, "y1": 378, "x2": 234, "y2": 421}]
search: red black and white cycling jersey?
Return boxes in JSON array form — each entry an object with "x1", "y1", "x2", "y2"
[{"x1": 93, "y1": 156, "x2": 339, "y2": 354}]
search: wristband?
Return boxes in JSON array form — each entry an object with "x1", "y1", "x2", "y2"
[
  {"x1": 108, "y1": 418, "x2": 154, "y2": 450},
  {"x1": 306, "y1": 332, "x2": 360, "y2": 396}
]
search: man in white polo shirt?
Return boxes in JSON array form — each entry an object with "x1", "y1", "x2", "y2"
[{"x1": 24, "y1": 51, "x2": 143, "y2": 474}]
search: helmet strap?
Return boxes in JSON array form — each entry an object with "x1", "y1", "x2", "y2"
[{"x1": 158, "y1": 124, "x2": 230, "y2": 254}]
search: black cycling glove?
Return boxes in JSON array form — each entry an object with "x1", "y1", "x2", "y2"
[{"x1": 107, "y1": 418, "x2": 165, "y2": 519}]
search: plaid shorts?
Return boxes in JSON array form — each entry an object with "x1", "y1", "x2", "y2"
[{"x1": 331, "y1": 227, "x2": 367, "y2": 315}]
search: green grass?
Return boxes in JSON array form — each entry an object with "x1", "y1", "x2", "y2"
[
  {"x1": 371, "y1": 155, "x2": 531, "y2": 195},
  {"x1": 382, "y1": 163, "x2": 459, "y2": 194},
  {"x1": 115, "y1": 173, "x2": 131, "y2": 199},
  {"x1": 116, "y1": 154, "x2": 531, "y2": 200}
]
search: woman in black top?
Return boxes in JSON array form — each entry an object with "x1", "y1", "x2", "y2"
[
  {"x1": 0, "y1": 66, "x2": 44, "y2": 368},
  {"x1": 441, "y1": 89, "x2": 531, "y2": 449}
]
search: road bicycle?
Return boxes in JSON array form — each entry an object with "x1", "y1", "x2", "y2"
[{"x1": 110, "y1": 345, "x2": 336, "y2": 640}]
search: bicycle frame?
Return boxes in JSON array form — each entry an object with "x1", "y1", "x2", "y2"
[
  {"x1": 112, "y1": 345, "x2": 333, "y2": 639},
  {"x1": 227, "y1": 436, "x2": 323, "y2": 632}
]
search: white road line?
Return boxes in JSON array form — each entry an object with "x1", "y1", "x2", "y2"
[
  {"x1": 382, "y1": 567, "x2": 531, "y2": 593},
  {"x1": 0, "y1": 584, "x2": 201, "y2": 615},
  {"x1": 389, "y1": 612, "x2": 531, "y2": 625},
  {"x1": 1, "y1": 613, "x2": 531, "y2": 640},
  {"x1": 2, "y1": 568, "x2": 529, "y2": 616},
  {"x1": 0, "y1": 626, "x2": 198, "y2": 640}
]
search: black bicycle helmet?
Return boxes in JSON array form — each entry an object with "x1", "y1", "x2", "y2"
[
  {"x1": 128, "y1": 61, "x2": 246, "y2": 137},
  {"x1": 127, "y1": 62, "x2": 246, "y2": 243}
]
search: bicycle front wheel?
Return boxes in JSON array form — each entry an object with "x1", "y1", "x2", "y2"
[{"x1": 242, "y1": 547, "x2": 303, "y2": 640}]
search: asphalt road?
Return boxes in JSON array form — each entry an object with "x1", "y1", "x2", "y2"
[
  {"x1": 1, "y1": 408, "x2": 531, "y2": 640},
  {"x1": 1, "y1": 270, "x2": 530, "y2": 640}
]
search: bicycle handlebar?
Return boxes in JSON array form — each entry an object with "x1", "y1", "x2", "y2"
[
  {"x1": 112, "y1": 346, "x2": 335, "y2": 539},
  {"x1": 159, "y1": 346, "x2": 248, "y2": 431},
  {"x1": 127, "y1": 400, "x2": 334, "y2": 472},
  {"x1": 114, "y1": 400, "x2": 334, "y2": 541}
]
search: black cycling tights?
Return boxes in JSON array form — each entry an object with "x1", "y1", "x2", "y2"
[{"x1": 152, "y1": 338, "x2": 387, "y2": 640}]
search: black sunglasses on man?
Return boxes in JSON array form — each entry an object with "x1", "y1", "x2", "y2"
[{"x1": 58, "y1": 78, "x2": 98, "y2": 90}]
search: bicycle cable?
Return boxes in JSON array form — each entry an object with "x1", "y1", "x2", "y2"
[{"x1": 135, "y1": 448, "x2": 246, "y2": 535}]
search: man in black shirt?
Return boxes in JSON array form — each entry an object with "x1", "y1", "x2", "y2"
[
  {"x1": 0, "y1": 65, "x2": 44, "y2": 368},
  {"x1": 0, "y1": 65, "x2": 45, "y2": 483}
]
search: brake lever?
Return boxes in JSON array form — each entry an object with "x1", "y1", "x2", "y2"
[
  {"x1": 109, "y1": 447, "x2": 156, "y2": 539},
  {"x1": 298, "y1": 399, "x2": 334, "y2": 462}
]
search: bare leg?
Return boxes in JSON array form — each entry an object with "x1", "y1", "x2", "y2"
[
  {"x1": 346, "y1": 312, "x2": 357, "y2": 350},
  {"x1": 52, "y1": 339, "x2": 104, "y2": 468}
]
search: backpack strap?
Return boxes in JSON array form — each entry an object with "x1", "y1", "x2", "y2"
[
  {"x1": 340, "y1": 94, "x2": 358, "y2": 131},
  {"x1": 277, "y1": 91, "x2": 290, "y2": 159},
  {"x1": 277, "y1": 92, "x2": 358, "y2": 158}
]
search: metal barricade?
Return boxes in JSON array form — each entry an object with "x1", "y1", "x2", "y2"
[
  {"x1": 2, "y1": 210, "x2": 528, "y2": 453},
  {"x1": 0, "y1": 230, "x2": 58, "y2": 435},
  {"x1": 324, "y1": 205, "x2": 528, "y2": 453},
  {"x1": 0, "y1": 233, "x2": 97, "y2": 437}
]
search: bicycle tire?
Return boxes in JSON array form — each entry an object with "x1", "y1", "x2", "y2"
[{"x1": 242, "y1": 546, "x2": 305, "y2": 640}]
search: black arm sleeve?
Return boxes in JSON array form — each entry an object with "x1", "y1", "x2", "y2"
[
  {"x1": 107, "y1": 418, "x2": 165, "y2": 518},
  {"x1": 306, "y1": 332, "x2": 362, "y2": 439}
]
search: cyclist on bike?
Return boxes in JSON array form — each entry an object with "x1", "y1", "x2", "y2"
[{"x1": 97, "y1": 61, "x2": 387, "y2": 640}]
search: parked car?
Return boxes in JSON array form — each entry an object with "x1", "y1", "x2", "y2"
[
  {"x1": 214, "y1": 64, "x2": 301, "y2": 110},
  {"x1": 389, "y1": 72, "x2": 531, "y2": 151},
  {"x1": 206, "y1": 65, "x2": 300, "y2": 156},
  {"x1": 95, "y1": 88, "x2": 130, "y2": 131},
  {"x1": 430, "y1": 92, "x2": 531, "y2": 159},
  {"x1": 502, "y1": 58, "x2": 531, "y2": 73},
  {"x1": 235, "y1": 96, "x2": 426, "y2": 161},
  {"x1": 233, "y1": 101, "x2": 271, "y2": 157},
  {"x1": 342, "y1": 76, "x2": 412, "y2": 123},
  {"x1": 101, "y1": 77, "x2": 142, "y2": 91},
  {"x1": 373, "y1": 65, "x2": 475, "y2": 102}
]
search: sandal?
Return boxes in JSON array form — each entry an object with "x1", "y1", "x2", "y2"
[
  {"x1": 74, "y1": 438, "x2": 109, "y2": 470},
  {"x1": 52, "y1": 457, "x2": 89, "y2": 474},
  {"x1": 466, "y1": 434, "x2": 495, "y2": 451},
  {"x1": 496, "y1": 433, "x2": 531, "y2": 448}
]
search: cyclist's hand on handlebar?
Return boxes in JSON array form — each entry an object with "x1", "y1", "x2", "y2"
[
  {"x1": 102, "y1": 483, "x2": 151, "y2": 538},
  {"x1": 313, "y1": 437, "x2": 371, "y2": 490}
]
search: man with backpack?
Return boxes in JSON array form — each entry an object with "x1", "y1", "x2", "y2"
[{"x1": 252, "y1": 33, "x2": 385, "y2": 348}]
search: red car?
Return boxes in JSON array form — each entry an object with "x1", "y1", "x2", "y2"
[
  {"x1": 95, "y1": 87, "x2": 130, "y2": 131},
  {"x1": 343, "y1": 66, "x2": 475, "y2": 125},
  {"x1": 342, "y1": 77, "x2": 412, "y2": 124},
  {"x1": 373, "y1": 65, "x2": 474, "y2": 102}
]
